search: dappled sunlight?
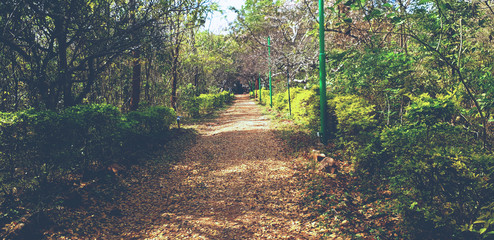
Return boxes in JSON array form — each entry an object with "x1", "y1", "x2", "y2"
[
  {"x1": 45, "y1": 95, "x2": 318, "y2": 239},
  {"x1": 135, "y1": 95, "x2": 318, "y2": 239},
  {"x1": 199, "y1": 96, "x2": 272, "y2": 136},
  {"x1": 212, "y1": 163, "x2": 249, "y2": 176}
]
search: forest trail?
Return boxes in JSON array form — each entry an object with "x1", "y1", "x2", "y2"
[
  {"x1": 141, "y1": 94, "x2": 318, "y2": 239},
  {"x1": 50, "y1": 94, "x2": 318, "y2": 239}
]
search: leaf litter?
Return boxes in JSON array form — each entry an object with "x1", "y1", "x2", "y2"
[{"x1": 46, "y1": 95, "x2": 320, "y2": 239}]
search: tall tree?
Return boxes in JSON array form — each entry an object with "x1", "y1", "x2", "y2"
[
  {"x1": 129, "y1": 0, "x2": 141, "y2": 111},
  {"x1": 168, "y1": 0, "x2": 211, "y2": 110}
]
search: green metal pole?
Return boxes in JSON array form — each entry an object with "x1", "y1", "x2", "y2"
[
  {"x1": 319, "y1": 0, "x2": 328, "y2": 144},
  {"x1": 287, "y1": 67, "x2": 291, "y2": 115},
  {"x1": 252, "y1": 76, "x2": 255, "y2": 98},
  {"x1": 259, "y1": 73, "x2": 262, "y2": 103},
  {"x1": 268, "y1": 36, "x2": 273, "y2": 108},
  {"x1": 255, "y1": 76, "x2": 258, "y2": 99}
]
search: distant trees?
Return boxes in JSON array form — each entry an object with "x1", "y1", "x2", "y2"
[{"x1": 232, "y1": 0, "x2": 318, "y2": 91}]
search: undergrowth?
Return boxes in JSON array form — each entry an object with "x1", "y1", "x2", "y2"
[{"x1": 261, "y1": 103, "x2": 405, "y2": 239}]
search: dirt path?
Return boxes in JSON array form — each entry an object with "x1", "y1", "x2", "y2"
[
  {"x1": 144, "y1": 94, "x2": 317, "y2": 239},
  {"x1": 50, "y1": 95, "x2": 318, "y2": 239}
]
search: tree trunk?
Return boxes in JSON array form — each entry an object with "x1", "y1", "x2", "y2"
[
  {"x1": 55, "y1": 13, "x2": 73, "y2": 108},
  {"x1": 191, "y1": 30, "x2": 199, "y2": 91},
  {"x1": 144, "y1": 56, "x2": 151, "y2": 102},
  {"x1": 129, "y1": 0, "x2": 141, "y2": 111},
  {"x1": 130, "y1": 49, "x2": 141, "y2": 111},
  {"x1": 170, "y1": 43, "x2": 180, "y2": 111},
  {"x1": 74, "y1": 58, "x2": 96, "y2": 105}
]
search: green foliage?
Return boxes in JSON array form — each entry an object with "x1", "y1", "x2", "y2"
[
  {"x1": 270, "y1": 86, "x2": 336, "y2": 136},
  {"x1": 0, "y1": 104, "x2": 175, "y2": 221},
  {"x1": 126, "y1": 106, "x2": 176, "y2": 142},
  {"x1": 63, "y1": 104, "x2": 123, "y2": 166},
  {"x1": 329, "y1": 95, "x2": 377, "y2": 142},
  {"x1": 180, "y1": 84, "x2": 200, "y2": 118},
  {"x1": 379, "y1": 93, "x2": 493, "y2": 238},
  {"x1": 254, "y1": 89, "x2": 271, "y2": 105},
  {"x1": 291, "y1": 86, "x2": 319, "y2": 131},
  {"x1": 181, "y1": 90, "x2": 234, "y2": 118},
  {"x1": 207, "y1": 85, "x2": 221, "y2": 94},
  {"x1": 197, "y1": 94, "x2": 216, "y2": 112},
  {"x1": 273, "y1": 87, "x2": 303, "y2": 113},
  {"x1": 328, "y1": 95, "x2": 380, "y2": 180},
  {"x1": 466, "y1": 201, "x2": 494, "y2": 238},
  {"x1": 236, "y1": 0, "x2": 282, "y2": 32},
  {"x1": 329, "y1": 48, "x2": 413, "y2": 94},
  {"x1": 267, "y1": 86, "x2": 319, "y2": 130},
  {"x1": 406, "y1": 93, "x2": 457, "y2": 126}
]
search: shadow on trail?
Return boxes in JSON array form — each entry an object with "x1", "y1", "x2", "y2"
[
  {"x1": 121, "y1": 95, "x2": 315, "y2": 239},
  {"x1": 41, "y1": 128, "x2": 201, "y2": 240},
  {"x1": 136, "y1": 129, "x2": 308, "y2": 239},
  {"x1": 48, "y1": 95, "x2": 315, "y2": 239}
]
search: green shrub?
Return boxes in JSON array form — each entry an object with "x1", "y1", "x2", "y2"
[
  {"x1": 254, "y1": 89, "x2": 270, "y2": 105},
  {"x1": 326, "y1": 95, "x2": 381, "y2": 181},
  {"x1": 64, "y1": 104, "x2": 123, "y2": 167},
  {"x1": 125, "y1": 106, "x2": 176, "y2": 141},
  {"x1": 180, "y1": 83, "x2": 200, "y2": 118},
  {"x1": 329, "y1": 95, "x2": 377, "y2": 140},
  {"x1": 466, "y1": 201, "x2": 494, "y2": 239},
  {"x1": 183, "y1": 91, "x2": 234, "y2": 118},
  {"x1": 273, "y1": 87, "x2": 303, "y2": 113},
  {"x1": 291, "y1": 86, "x2": 319, "y2": 131},
  {"x1": 379, "y1": 93, "x2": 494, "y2": 238},
  {"x1": 329, "y1": 95, "x2": 378, "y2": 160},
  {"x1": 1, "y1": 110, "x2": 57, "y2": 189},
  {"x1": 198, "y1": 94, "x2": 215, "y2": 114},
  {"x1": 183, "y1": 97, "x2": 200, "y2": 118},
  {"x1": 0, "y1": 104, "x2": 176, "y2": 219},
  {"x1": 219, "y1": 91, "x2": 234, "y2": 104},
  {"x1": 273, "y1": 92, "x2": 284, "y2": 111},
  {"x1": 406, "y1": 93, "x2": 457, "y2": 126},
  {"x1": 269, "y1": 86, "x2": 336, "y2": 138},
  {"x1": 0, "y1": 105, "x2": 127, "y2": 184}
]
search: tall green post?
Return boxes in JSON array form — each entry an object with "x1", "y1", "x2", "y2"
[
  {"x1": 268, "y1": 36, "x2": 272, "y2": 108},
  {"x1": 318, "y1": 0, "x2": 328, "y2": 144},
  {"x1": 253, "y1": 78, "x2": 256, "y2": 92},
  {"x1": 287, "y1": 68, "x2": 291, "y2": 115},
  {"x1": 259, "y1": 73, "x2": 262, "y2": 103}
]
